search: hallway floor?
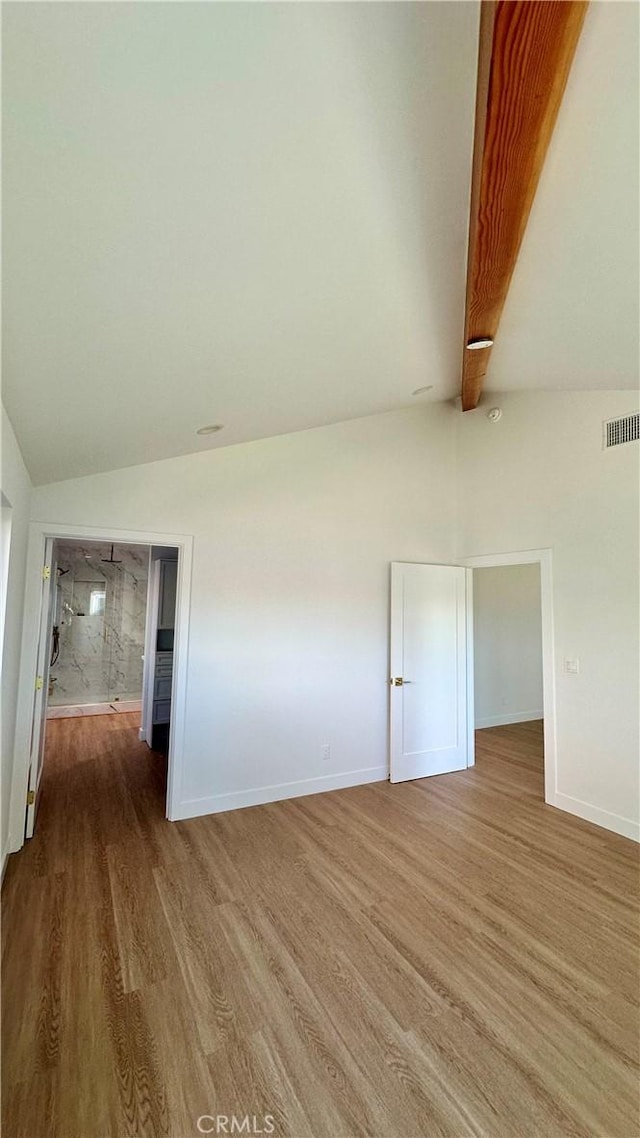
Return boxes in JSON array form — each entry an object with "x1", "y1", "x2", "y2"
[{"x1": 2, "y1": 716, "x2": 638, "y2": 1137}]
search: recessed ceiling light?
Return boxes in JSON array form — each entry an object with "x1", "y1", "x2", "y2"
[
  {"x1": 412, "y1": 385, "x2": 434, "y2": 396},
  {"x1": 196, "y1": 424, "x2": 224, "y2": 436},
  {"x1": 466, "y1": 337, "x2": 494, "y2": 350}
]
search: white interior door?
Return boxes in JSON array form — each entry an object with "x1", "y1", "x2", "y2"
[
  {"x1": 390, "y1": 562, "x2": 469, "y2": 783},
  {"x1": 25, "y1": 538, "x2": 55, "y2": 838}
]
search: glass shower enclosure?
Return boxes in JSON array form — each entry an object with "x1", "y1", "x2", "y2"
[{"x1": 49, "y1": 540, "x2": 150, "y2": 707}]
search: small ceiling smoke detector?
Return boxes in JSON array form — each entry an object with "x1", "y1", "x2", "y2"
[
  {"x1": 487, "y1": 407, "x2": 502, "y2": 423},
  {"x1": 412, "y1": 385, "x2": 434, "y2": 396},
  {"x1": 466, "y1": 337, "x2": 494, "y2": 350},
  {"x1": 196, "y1": 424, "x2": 224, "y2": 436}
]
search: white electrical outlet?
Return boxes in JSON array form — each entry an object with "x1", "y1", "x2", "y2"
[
  {"x1": 563, "y1": 658, "x2": 580, "y2": 675},
  {"x1": 321, "y1": 744, "x2": 331, "y2": 761}
]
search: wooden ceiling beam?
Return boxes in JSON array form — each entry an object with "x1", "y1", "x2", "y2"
[{"x1": 461, "y1": 1, "x2": 588, "y2": 411}]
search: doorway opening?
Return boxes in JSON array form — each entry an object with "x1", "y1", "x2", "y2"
[
  {"x1": 8, "y1": 524, "x2": 192, "y2": 856},
  {"x1": 28, "y1": 539, "x2": 179, "y2": 839},
  {"x1": 388, "y1": 550, "x2": 556, "y2": 807},
  {"x1": 472, "y1": 561, "x2": 544, "y2": 798},
  {"x1": 465, "y1": 549, "x2": 556, "y2": 807}
]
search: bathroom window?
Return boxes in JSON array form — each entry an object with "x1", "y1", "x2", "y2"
[{"x1": 89, "y1": 589, "x2": 106, "y2": 616}]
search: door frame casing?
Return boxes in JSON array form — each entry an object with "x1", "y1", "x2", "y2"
[
  {"x1": 24, "y1": 537, "x2": 55, "y2": 838},
  {"x1": 8, "y1": 521, "x2": 193, "y2": 854},
  {"x1": 462, "y1": 548, "x2": 556, "y2": 808}
]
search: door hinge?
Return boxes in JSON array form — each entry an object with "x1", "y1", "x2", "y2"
[
  {"x1": 26, "y1": 790, "x2": 35, "y2": 806},
  {"x1": 42, "y1": 565, "x2": 51, "y2": 581},
  {"x1": 35, "y1": 676, "x2": 44, "y2": 691}
]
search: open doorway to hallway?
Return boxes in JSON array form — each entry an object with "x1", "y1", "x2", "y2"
[
  {"x1": 8, "y1": 523, "x2": 192, "y2": 859},
  {"x1": 472, "y1": 562, "x2": 544, "y2": 797},
  {"x1": 27, "y1": 538, "x2": 179, "y2": 842}
]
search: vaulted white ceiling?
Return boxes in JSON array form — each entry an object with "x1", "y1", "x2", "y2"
[
  {"x1": 2, "y1": 1, "x2": 638, "y2": 485},
  {"x1": 486, "y1": 0, "x2": 639, "y2": 395}
]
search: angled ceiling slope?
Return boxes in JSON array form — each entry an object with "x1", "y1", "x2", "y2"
[
  {"x1": 2, "y1": 2, "x2": 638, "y2": 485},
  {"x1": 2, "y1": 2, "x2": 478, "y2": 484},
  {"x1": 471, "y1": 0, "x2": 639, "y2": 401}
]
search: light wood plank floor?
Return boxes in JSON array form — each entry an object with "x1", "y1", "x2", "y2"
[{"x1": 2, "y1": 715, "x2": 639, "y2": 1138}]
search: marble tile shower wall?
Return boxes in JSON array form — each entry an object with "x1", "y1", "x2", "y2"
[{"x1": 49, "y1": 543, "x2": 149, "y2": 706}]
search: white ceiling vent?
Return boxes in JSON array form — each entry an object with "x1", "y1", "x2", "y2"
[{"x1": 603, "y1": 412, "x2": 640, "y2": 449}]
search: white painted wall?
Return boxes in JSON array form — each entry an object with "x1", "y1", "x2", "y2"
[
  {"x1": 30, "y1": 407, "x2": 457, "y2": 817},
  {"x1": 473, "y1": 564, "x2": 543, "y2": 728},
  {"x1": 1, "y1": 406, "x2": 32, "y2": 871},
  {"x1": 10, "y1": 393, "x2": 639, "y2": 842},
  {"x1": 458, "y1": 391, "x2": 639, "y2": 840}
]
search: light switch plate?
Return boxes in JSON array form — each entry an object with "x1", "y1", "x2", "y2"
[{"x1": 563, "y1": 658, "x2": 580, "y2": 674}]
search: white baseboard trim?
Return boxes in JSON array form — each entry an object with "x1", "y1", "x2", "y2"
[
  {"x1": 548, "y1": 791, "x2": 639, "y2": 843},
  {"x1": 174, "y1": 765, "x2": 388, "y2": 822},
  {"x1": 476, "y1": 710, "x2": 543, "y2": 729},
  {"x1": 138, "y1": 728, "x2": 146, "y2": 742}
]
